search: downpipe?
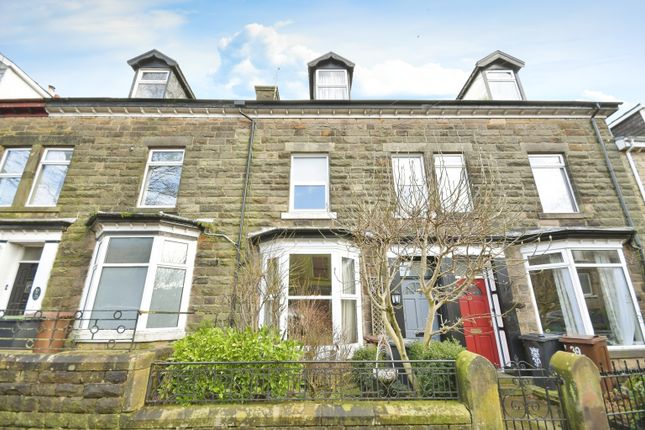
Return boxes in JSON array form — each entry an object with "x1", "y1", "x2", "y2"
[
  {"x1": 590, "y1": 104, "x2": 645, "y2": 273},
  {"x1": 230, "y1": 109, "x2": 256, "y2": 327}
]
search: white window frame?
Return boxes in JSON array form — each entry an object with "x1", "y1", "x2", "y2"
[
  {"x1": 131, "y1": 68, "x2": 169, "y2": 98},
  {"x1": 433, "y1": 153, "x2": 473, "y2": 212},
  {"x1": 0, "y1": 229, "x2": 63, "y2": 315},
  {"x1": 259, "y1": 238, "x2": 362, "y2": 347},
  {"x1": 26, "y1": 147, "x2": 73, "y2": 207},
  {"x1": 77, "y1": 223, "x2": 198, "y2": 342},
  {"x1": 391, "y1": 154, "x2": 428, "y2": 217},
  {"x1": 137, "y1": 149, "x2": 185, "y2": 208},
  {"x1": 315, "y1": 69, "x2": 349, "y2": 100},
  {"x1": 522, "y1": 240, "x2": 645, "y2": 351},
  {"x1": 0, "y1": 147, "x2": 30, "y2": 207},
  {"x1": 485, "y1": 70, "x2": 521, "y2": 100},
  {"x1": 528, "y1": 154, "x2": 579, "y2": 213},
  {"x1": 283, "y1": 154, "x2": 335, "y2": 219}
]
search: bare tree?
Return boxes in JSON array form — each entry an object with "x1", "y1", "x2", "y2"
[
  {"x1": 228, "y1": 243, "x2": 286, "y2": 331},
  {"x1": 335, "y1": 150, "x2": 524, "y2": 365}
]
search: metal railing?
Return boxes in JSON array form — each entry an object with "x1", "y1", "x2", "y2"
[
  {"x1": 145, "y1": 359, "x2": 459, "y2": 404},
  {"x1": 600, "y1": 359, "x2": 645, "y2": 429},
  {"x1": 0, "y1": 309, "x2": 192, "y2": 352},
  {"x1": 498, "y1": 361, "x2": 568, "y2": 429}
]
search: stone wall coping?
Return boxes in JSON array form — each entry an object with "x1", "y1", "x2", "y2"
[
  {"x1": 121, "y1": 400, "x2": 471, "y2": 429},
  {"x1": 0, "y1": 350, "x2": 155, "y2": 372}
]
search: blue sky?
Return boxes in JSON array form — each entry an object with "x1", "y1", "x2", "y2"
[{"x1": 1, "y1": 1, "x2": 643, "y2": 115}]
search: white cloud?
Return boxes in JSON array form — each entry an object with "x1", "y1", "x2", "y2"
[
  {"x1": 581, "y1": 89, "x2": 622, "y2": 103},
  {"x1": 214, "y1": 22, "x2": 469, "y2": 100},
  {"x1": 0, "y1": 0, "x2": 221, "y2": 97},
  {"x1": 0, "y1": 1, "x2": 189, "y2": 50},
  {"x1": 354, "y1": 60, "x2": 468, "y2": 98},
  {"x1": 213, "y1": 22, "x2": 319, "y2": 98}
]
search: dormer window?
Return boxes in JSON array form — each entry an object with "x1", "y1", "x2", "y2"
[
  {"x1": 315, "y1": 69, "x2": 349, "y2": 100},
  {"x1": 132, "y1": 69, "x2": 169, "y2": 98},
  {"x1": 307, "y1": 52, "x2": 354, "y2": 101},
  {"x1": 127, "y1": 49, "x2": 195, "y2": 100},
  {"x1": 456, "y1": 51, "x2": 526, "y2": 101},
  {"x1": 485, "y1": 70, "x2": 521, "y2": 100}
]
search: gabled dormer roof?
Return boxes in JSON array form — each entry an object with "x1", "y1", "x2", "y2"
[
  {"x1": 0, "y1": 53, "x2": 51, "y2": 99},
  {"x1": 474, "y1": 50, "x2": 524, "y2": 71},
  {"x1": 307, "y1": 51, "x2": 355, "y2": 100},
  {"x1": 457, "y1": 50, "x2": 526, "y2": 100},
  {"x1": 127, "y1": 49, "x2": 195, "y2": 99}
]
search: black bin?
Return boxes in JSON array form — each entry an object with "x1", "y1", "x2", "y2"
[
  {"x1": 518, "y1": 333, "x2": 563, "y2": 389},
  {"x1": 518, "y1": 333, "x2": 563, "y2": 369}
]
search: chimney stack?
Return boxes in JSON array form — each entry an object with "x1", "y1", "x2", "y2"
[{"x1": 255, "y1": 85, "x2": 280, "y2": 101}]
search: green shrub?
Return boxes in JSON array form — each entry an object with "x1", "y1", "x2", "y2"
[
  {"x1": 407, "y1": 339, "x2": 464, "y2": 397},
  {"x1": 407, "y1": 338, "x2": 465, "y2": 360},
  {"x1": 160, "y1": 327, "x2": 303, "y2": 403}
]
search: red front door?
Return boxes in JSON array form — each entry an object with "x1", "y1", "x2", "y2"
[{"x1": 458, "y1": 279, "x2": 500, "y2": 366}]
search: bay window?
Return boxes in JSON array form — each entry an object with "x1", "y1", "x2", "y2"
[
  {"x1": 79, "y1": 217, "x2": 198, "y2": 342},
  {"x1": 260, "y1": 239, "x2": 361, "y2": 345},
  {"x1": 524, "y1": 241, "x2": 644, "y2": 347}
]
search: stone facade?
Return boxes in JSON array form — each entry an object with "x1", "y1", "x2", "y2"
[{"x1": 0, "y1": 99, "x2": 644, "y2": 360}]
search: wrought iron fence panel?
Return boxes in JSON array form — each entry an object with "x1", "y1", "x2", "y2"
[
  {"x1": 600, "y1": 359, "x2": 644, "y2": 430},
  {"x1": 498, "y1": 361, "x2": 568, "y2": 430},
  {"x1": 0, "y1": 309, "x2": 193, "y2": 351},
  {"x1": 145, "y1": 360, "x2": 459, "y2": 404}
]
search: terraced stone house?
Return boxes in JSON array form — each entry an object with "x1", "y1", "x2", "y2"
[{"x1": 1, "y1": 49, "x2": 644, "y2": 365}]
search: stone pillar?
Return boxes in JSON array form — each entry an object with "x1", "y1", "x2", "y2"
[
  {"x1": 121, "y1": 351, "x2": 155, "y2": 412},
  {"x1": 550, "y1": 351, "x2": 609, "y2": 430},
  {"x1": 455, "y1": 350, "x2": 503, "y2": 430}
]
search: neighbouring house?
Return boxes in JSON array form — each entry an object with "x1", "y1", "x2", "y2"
[
  {"x1": 0, "y1": 53, "x2": 53, "y2": 99},
  {"x1": 609, "y1": 103, "x2": 645, "y2": 204},
  {"x1": 0, "y1": 49, "x2": 644, "y2": 368}
]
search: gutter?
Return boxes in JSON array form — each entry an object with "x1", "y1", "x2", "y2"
[
  {"x1": 230, "y1": 108, "x2": 256, "y2": 327},
  {"x1": 43, "y1": 97, "x2": 621, "y2": 111},
  {"x1": 590, "y1": 105, "x2": 645, "y2": 272}
]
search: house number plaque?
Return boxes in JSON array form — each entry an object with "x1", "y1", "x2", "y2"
[{"x1": 32, "y1": 287, "x2": 41, "y2": 301}]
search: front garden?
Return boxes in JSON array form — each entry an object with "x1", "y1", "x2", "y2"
[{"x1": 145, "y1": 327, "x2": 463, "y2": 405}]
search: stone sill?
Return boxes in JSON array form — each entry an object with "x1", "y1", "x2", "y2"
[
  {"x1": 281, "y1": 211, "x2": 337, "y2": 220},
  {"x1": 538, "y1": 212, "x2": 586, "y2": 220},
  {"x1": 0, "y1": 207, "x2": 60, "y2": 213},
  {"x1": 608, "y1": 345, "x2": 645, "y2": 359}
]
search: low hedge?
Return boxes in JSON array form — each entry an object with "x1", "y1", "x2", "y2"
[{"x1": 159, "y1": 327, "x2": 303, "y2": 403}]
